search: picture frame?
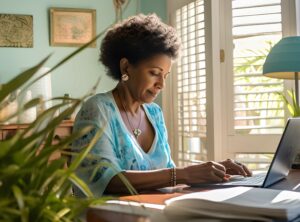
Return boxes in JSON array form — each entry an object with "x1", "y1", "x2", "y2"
[
  {"x1": 50, "y1": 8, "x2": 96, "y2": 47},
  {"x1": 0, "y1": 14, "x2": 33, "y2": 48}
]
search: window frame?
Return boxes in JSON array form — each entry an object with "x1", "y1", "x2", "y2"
[
  {"x1": 166, "y1": 0, "x2": 223, "y2": 163},
  {"x1": 221, "y1": 0, "x2": 296, "y2": 158},
  {"x1": 165, "y1": 0, "x2": 298, "y2": 166}
]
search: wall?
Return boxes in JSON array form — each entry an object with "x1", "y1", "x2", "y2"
[
  {"x1": 297, "y1": 0, "x2": 300, "y2": 35},
  {"x1": 0, "y1": 0, "x2": 138, "y2": 98},
  {"x1": 0, "y1": 0, "x2": 167, "y2": 104},
  {"x1": 140, "y1": 0, "x2": 167, "y2": 21}
]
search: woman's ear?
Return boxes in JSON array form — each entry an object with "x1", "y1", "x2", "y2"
[{"x1": 120, "y1": 58, "x2": 129, "y2": 75}]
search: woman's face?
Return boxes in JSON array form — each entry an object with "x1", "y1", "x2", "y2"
[{"x1": 125, "y1": 54, "x2": 172, "y2": 103}]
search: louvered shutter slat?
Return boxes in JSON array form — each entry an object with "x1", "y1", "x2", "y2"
[
  {"x1": 232, "y1": 0, "x2": 285, "y2": 134},
  {"x1": 176, "y1": 0, "x2": 207, "y2": 166}
]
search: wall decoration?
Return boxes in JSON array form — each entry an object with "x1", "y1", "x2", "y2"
[
  {"x1": 113, "y1": 0, "x2": 128, "y2": 21},
  {"x1": 50, "y1": 8, "x2": 96, "y2": 47},
  {"x1": 0, "y1": 14, "x2": 33, "y2": 48}
]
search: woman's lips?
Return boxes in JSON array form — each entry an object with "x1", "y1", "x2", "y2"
[{"x1": 148, "y1": 90, "x2": 159, "y2": 98}]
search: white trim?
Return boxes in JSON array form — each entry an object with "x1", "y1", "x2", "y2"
[
  {"x1": 281, "y1": 0, "x2": 297, "y2": 36},
  {"x1": 221, "y1": 0, "x2": 235, "y2": 159},
  {"x1": 162, "y1": 65, "x2": 178, "y2": 164},
  {"x1": 222, "y1": 0, "x2": 235, "y2": 137},
  {"x1": 297, "y1": 0, "x2": 300, "y2": 35},
  {"x1": 165, "y1": 0, "x2": 194, "y2": 165},
  {"x1": 165, "y1": 0, "x2": 299, "y2": 165},
  {"x1": 204, "y1": 0, "x2": 224, "y2": 161},
  {"x1": 223, "y1": 0, "x2": 297, "y2": 159},
  {"x1": 281, "y1": 0, "x2": 298, "y2": 103}
]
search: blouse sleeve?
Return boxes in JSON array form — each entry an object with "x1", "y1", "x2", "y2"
[{"x1": 72, "y1": 97, "x2": 123, "y2": 197}]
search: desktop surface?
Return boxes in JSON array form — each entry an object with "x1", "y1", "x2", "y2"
[{"x1": 86, "y1": 170, "x2": 300, "y2": 222}]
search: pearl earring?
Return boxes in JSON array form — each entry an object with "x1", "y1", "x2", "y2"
[{"x1": 121, "y1": 73, "x2": 129, "y2": 81}]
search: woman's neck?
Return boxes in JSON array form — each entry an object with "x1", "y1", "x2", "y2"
[{"x1": 114, "y1": 83, "x2": 141, "y2": 115}]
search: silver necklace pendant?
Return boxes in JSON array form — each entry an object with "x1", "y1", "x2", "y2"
[{"x1": 133, "y1": 128, "x2": 142, "y2": 138}]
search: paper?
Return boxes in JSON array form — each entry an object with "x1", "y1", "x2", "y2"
[{"x1": 164, "y1": 187, "x2": 300, "y2": 221}]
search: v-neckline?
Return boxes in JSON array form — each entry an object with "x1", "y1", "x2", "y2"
[{"x1": 109, "y1": 91, "x2": 157, "y2": 155}]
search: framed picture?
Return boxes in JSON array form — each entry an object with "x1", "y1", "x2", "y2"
[
  {"x1": 50, "y1": 8, "x2": 96, "y2": 47},
  {"x1": 0, "y1": 14, "x2": 33, "y2": 48}
]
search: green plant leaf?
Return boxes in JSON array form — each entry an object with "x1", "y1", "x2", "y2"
[
  {"x1": 26, "y1": 27, "x2": 113, "y2": 96},
  {"x1": 12, "y1": 186, "x2": 25, "y2": 217},
  {"x1": 68, "y1": 173, "x2": 94, "y2": 198},
  {"x1": 68, "y1": 124, "x2": 106, "y2": 172},
  {"x1": 0, "y1": 3, "x2": 137, "y2": 221},
  {"x1": 287, "y1": 104, "x2": 295, "y2": 116},
  {"x1": 55, "y1": 208, "x2": 71, "y2": 221},
  {"x1": 280, "y1": 89, "x2": 300, "y2": 117},
  {"x1": 0, "y1": 130, "x2": 22, "y2": 160}
]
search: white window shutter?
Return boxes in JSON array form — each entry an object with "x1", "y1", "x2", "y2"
[
  {"x1": 232, "y1": 0, "x2": 285, "y2": 134},
  {"x1": 175, "y1": 0, "x2": 208, "y2": 166}
]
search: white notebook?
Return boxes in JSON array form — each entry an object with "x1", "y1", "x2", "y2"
[{"x1": 164, "y1": 187, "x2": 300, "y2": 221}]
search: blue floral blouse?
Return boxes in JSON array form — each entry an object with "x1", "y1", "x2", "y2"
[{"x1": 72, "y1": 91, "x2": 175, "y2": 197}]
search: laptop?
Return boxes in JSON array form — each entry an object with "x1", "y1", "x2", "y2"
[{"x1": 194, "y1": 118, "x2": 300, "y2": 188}]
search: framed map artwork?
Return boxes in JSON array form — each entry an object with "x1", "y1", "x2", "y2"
[
  {"x1": 0, "y1": 14, "x2": 33, "y2": 48},
  {"x1": 50, "y1": 8, "x2": 96, "y2": 47}
]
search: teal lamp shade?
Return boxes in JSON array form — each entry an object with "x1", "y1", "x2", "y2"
[
  {"x1": 263, "y1": 36, "x2": 300, "y2": 105},
  {"x1": 263, "y1": 36, "x2": 300, "y2": 79}
]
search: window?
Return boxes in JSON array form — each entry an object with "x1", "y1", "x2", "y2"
[
  {"x1": 172, "y1": 0, "x2": 208, "y2": 166},
  {"x1": 166, "y1": 0, "x2": 296, "y2": 168},
  {"x1": 224, "y1": 0, "x2": 296, "y2": 169},
  {"x1": 232, "y1": 0, "x2": 285, "y2": 135}
]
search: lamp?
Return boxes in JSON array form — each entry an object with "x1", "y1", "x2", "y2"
[{"x1": 263, "y1": 36, "x2": 300, "y2": 105}]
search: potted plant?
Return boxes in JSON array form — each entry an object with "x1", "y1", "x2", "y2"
[
  {"x1": 0, "y1": 2, "x2": 137, "y2": 221},
  {"x1": 279, "y1": 89, "x2": 300, "y2": 117}
]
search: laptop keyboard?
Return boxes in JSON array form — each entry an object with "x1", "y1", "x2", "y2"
[{"x1": 226, "y1": 173, "x2": 267, "y2": 186}]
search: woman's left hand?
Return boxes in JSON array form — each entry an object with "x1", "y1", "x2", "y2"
[{"x1": 219, "y1": 159, "x2": 252, "y2": 177}]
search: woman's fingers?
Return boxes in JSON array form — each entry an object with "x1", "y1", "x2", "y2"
[
  {"x1": 206, "y1": 161, "x2": 226, "y2": 182},
  {"x1": 184, "y1": 159, "x2": 253, "y2": 185},
  {"x1": 233, "y1": 160, "x2": 253, "y2": 176},
  {"x1": 241, "y1": 164, "x2": 252, "y2": 176},
  {"x1": 233, "y1": 162, "x2": 247, "y2": 176},
  {"x1": 212, "y1": 161, "x2": 226, "y2": 172},
  {"x1": 221, "y1": 159, "x2": 252, "y2": 177},
  {"x1": 212, "y1": 166, "x2": 227, "y2": 182},
  {"x1": 185, "y1": 161, "x2": 227, "y2": 184}
]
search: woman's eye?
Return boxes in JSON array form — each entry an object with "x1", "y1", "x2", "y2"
[{"x1": 150, "y1": 72, "x2": 160, "y2": 76}]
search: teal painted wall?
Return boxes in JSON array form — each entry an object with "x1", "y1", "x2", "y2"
[
  {"x1": 0, "y1": 0, "x2": 167, "y2": 104},
  {"x1": 140, "y1": 0, "x2": 167, "y2": 21},
  {"x1": 0, "y1": 0, "x2": 138, "y2": 98}
]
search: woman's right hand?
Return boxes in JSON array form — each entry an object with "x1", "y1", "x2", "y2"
[{"x1": 181, "y1": 161, "x2": 227, "y2": 185}]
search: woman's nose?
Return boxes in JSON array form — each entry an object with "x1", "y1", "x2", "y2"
[{"x1": 155, "y1": 76, "x2": 165, "y2": 89}]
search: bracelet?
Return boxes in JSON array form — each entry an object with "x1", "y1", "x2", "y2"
[{"x1": 170, "y1": 168, "x2": 176, "y2": 187}]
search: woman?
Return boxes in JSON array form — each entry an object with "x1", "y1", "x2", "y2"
[{"x1": 73, "y1": 14, "x2": 251, "y2": 197}]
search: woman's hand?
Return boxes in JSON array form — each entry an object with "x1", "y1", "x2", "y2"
[
  {"x1": 182, "y1": 161, "x2": 227, "y2": 185},
  {"x1": 219, "y1": 159, "x2": 252, "y2": 177}
]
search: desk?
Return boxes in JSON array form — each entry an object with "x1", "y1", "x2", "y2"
[
  {"x1": 0, "y1": 120, "x2": 73, "y2": 161},
  {"x1": 0, "y1": 120, "x2": 73, "y2": 140},
  {"x1": 86, "y1": 169, "x2": 300, "y2": 222}
]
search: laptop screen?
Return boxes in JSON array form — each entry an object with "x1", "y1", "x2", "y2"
[{"x1": 263, "y1": 118, "x2": 300, "y2": 187}]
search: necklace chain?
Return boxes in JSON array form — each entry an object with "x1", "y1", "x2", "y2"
[{"x1": 117, "y1": 89, "x2": 142, "y2": 138}]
